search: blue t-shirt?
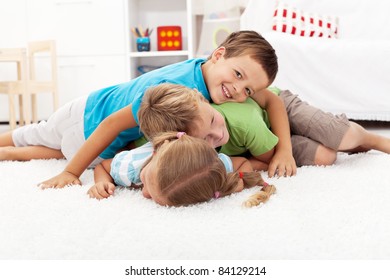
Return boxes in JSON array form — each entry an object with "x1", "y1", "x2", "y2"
[{"x1": 83, "y1": 58, "x2": 209, "y2": 159}]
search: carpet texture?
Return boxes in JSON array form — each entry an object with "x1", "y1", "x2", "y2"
[{"x1": 1, "y1": 151, "x2": 390, "y2": 259}]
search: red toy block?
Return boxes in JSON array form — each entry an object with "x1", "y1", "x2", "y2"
[{"x1": 157, "y1": 26, "x2": 182, "y2": 51}]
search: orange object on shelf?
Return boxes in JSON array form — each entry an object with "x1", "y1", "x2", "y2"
[{"x1": 157, "y1": 26, "x2": 182, "y2": 51}]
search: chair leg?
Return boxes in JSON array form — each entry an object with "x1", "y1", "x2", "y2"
[
  {"x1": 31, "y1": 93, "x2": 38, "y2": 123},
  {"x1": 22, "y1": 91, "x2": 31, "y2": 126},
  {"x1": 8, "y1": 94, "x2": 17, "y2": 130},
  {"x1": 18, "y1": 95, "x2": 25, "y2": 126}
]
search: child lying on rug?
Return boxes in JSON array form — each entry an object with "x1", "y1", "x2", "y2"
[{"x1": 88, "y1": 131, "x2": 275, "y2": 207}]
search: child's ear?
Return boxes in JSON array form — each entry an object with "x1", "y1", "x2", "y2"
[{"x1": 211, "y1": 47, "x2": 226, "y2": 62}]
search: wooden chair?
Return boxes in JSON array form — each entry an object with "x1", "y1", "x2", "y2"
[
  {"x1": 28, "y1": 40, "x2": 59, "y2": 123},
  {"x1": 0, "y1": 48, "x2": 30, "y2": 130}
]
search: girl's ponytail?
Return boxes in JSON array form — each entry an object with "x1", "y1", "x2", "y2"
[
  {"x1": 221, "y1": 171, "x2": 276, "y2": 208},
  {"x1": 240, "y1": 171, "x2": 276, "y2": 207},
  {"x1": 242, "y1": 184, "x2": 276, "y2": 208}
]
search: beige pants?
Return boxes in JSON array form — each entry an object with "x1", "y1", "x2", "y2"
[{"x1": 280, "y1": 90, "x2": 350, "y2": 166}]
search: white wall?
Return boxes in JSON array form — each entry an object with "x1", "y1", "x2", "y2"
[{"x1": 0, "y1": 0, "x2": 128, "y2": 122}]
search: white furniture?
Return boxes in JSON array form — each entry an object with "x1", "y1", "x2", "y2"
[
  {"x1": 0, "y1": 48, "x2": 30, "y2": 129},
  {"x1": 25, "y1": 0, "x2": 128, "y2": 121},
  {"x1": 0, "y1": 0, "x2": 128, "y2": 123},
  {"x1": 127, "y1": 0, "x2": 194, "y2": 79},
  {"x1": 28, "y1": 40, "x2": 59, "y2": 124},
  {"x1": 0, "y1": 41, "x2": 59, "y2": 130},
  {"x1": 241, "y1": 0, "x2": 390, "y2": 121}
]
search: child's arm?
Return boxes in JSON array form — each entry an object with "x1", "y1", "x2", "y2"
[
  {"x1": 40, "y1": 105, "x2": 137, "y2": 188},
  {"x1": 248, "y1": 149, "x2": 275, "y2": 172},
  {"x1": 94, "y1": 159, "x2": 113, "y2": 182},
  {"x1": 88, "y1": 159, "x2": 116, "y2": 199},
  {"x1": 251, "y1": 89, "x2": 297, "y2": 177},
  {"x1": 230, "y1": 156, "x2": 254, "y2": 172}
]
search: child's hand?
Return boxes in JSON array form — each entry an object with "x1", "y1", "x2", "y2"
[
  {"x1": 87, "y1": 182, "x2": 116, "y2": 200},
  {"x1": 38, "y1": 171, "x2": 82, "y2": 189},
  {"x1": 268, "y1": 150, "x2": 297, "y2": 177}
]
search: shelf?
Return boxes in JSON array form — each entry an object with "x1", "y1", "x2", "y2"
[
  {"x1": 129, "y1": 50, "x2": 190, "y2": 58},
  {"x1": 126, "y1": 0, "x2": 194, "y2": 78}
]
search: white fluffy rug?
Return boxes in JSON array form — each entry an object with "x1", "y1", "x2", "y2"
[{"x1": 1, "y1": 151, "x2": 390, "y2": 260}]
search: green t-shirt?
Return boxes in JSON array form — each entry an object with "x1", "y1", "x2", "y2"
[
  {"x1": 212, "y1": 97, "x2": 278, "y2": 157},
  {"x1": 134, "y1": 135, "x2": 148, "y2": 147},
  {"x1": 267, "y1": 86, "x2": 281, "y2": 95}
]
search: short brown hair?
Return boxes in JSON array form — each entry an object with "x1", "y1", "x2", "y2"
[
  {"x1": 138, "y1": 83, "x2": 207, "y2": 140},
  {"x1": 213, "y1": 30, "x2": 278, "y2": 85}
]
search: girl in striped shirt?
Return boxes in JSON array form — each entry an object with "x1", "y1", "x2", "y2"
[{"x1": 88, "y1": 131, "x2": 275, "y2": 207}]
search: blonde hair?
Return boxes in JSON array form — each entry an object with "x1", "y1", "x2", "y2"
[
  {"x1": 210, "y1": 30, "x2": 278, "y2": 86},
  {"x1": 138, "y1": 83, "x2": 208, "y2": 140},
  {"x1": 143, "y1": 131, "x2": 276, "y2": 207}
]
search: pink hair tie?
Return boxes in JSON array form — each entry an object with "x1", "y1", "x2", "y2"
[
  {"x1": 263, "y1": 182, "x2": 269, "y2": 187},
  {"x1": 214, "y1": 191, "x2": 220, "y2": 199},
  {"x1": 177, "y1": 132, "x2": 186, "y2": 139}
]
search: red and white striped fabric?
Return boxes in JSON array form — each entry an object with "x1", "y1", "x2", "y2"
[{"x1": 272, "y1": 2, "x2": 339, "y2": 38}]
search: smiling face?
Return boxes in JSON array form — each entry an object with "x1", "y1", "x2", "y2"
[{"x1": 202, "y1": 47, "x2": 270, "y2": 104}]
